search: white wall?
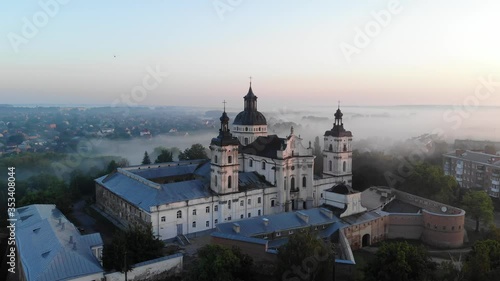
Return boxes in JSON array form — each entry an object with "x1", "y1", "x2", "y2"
[{"x1": 105, "y1": 254, "x2": 183, "y2": 281}]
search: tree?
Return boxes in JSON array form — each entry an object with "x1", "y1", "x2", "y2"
[
  {"x1": 275, "y1": 230, "x2": 334, "y2": 281},
  {"x1": 178, "y1": 144, "x2": 208, "y2": 160},
  {"x1": 141, "y1": 151, "x2": 151, "y2": 165},
  {"x1": 363, "y1": 241, "x2": 437, "y2": 281},
  {"x1": 462, "y1": 190, "x2": 494, "y2": 232},
  {"x1": 155, "y1": 149, "x2": 173, "y2": 163},
  {"x1": 187, "y1": 244, "x2": 253, "y2": 281},
  {"x1": 102, "y1": 226, "x2": 164, "y2": 272},
  {"x1": 399, "y1": 163, "x2": 458, "y2": 205},
  {"x1": 313, "y1": 136, "x2": 323, "y2": 175},
  {"x1": 462, "y1": 239, "x2": 500, "y2": 281},
  {"x1": 7, "y1": 133, "x2": 25, "y2": 145}
]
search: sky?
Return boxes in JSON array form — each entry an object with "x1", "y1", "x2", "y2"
[{"x1": 1, "y1": 0, "x2": 500, "y2": 110}]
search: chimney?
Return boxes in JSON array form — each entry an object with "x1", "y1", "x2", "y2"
[
  {"x1": 232, "y1": 223, "x2": 240, "y2": 234},
  {"x1": 69, "y1": 235, "x2": 73, "y2": 244},
  {"x1": 296, "y1": 211, "x2": 309, "y2": 223},
  {"x1": 320, "y1": 208, "x2": 333, "y2": 219},
  {"x1": 262, "y1": 218, "x2": 269, "y2": 226}
]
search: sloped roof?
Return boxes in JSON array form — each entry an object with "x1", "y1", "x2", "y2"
[
  {"x1": 240, "y1": 135, "x2": 286, "y2": 158},
  {"x1": 15, "y1": 205, "x2": 103, "y2": 281},
  {"x1": 216, "y1": 208, "x2": 343, "y2": 237}
]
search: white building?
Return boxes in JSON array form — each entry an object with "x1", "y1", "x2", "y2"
[{"x1": 95, "y1": 83, "x2": 353, "y2": 240}]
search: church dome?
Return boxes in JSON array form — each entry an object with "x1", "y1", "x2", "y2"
[
  {"x1": 233, "y1": 111, "x2": 267, "y2": 125},
  {"x1": 233, "y1": 85, "x2": 267, "y2": 126}
]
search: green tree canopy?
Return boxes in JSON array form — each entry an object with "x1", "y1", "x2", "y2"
[
  {"x1": 141, "y1": 151, "x2": 151, "y2": 165},
  {"x1": 462, "y1": 239, "x2": 500, "y2": 281},
  {"x1": 188, "y1": 244, "x2": 253, "y2": 281},
  {"x1": 178, "y1": 144, "x2": 208, "y2": 160},
  {"x1": 275, "y1": 230, "x2": 334, "y2": 281},
  {"x1": 462, "y1": 190, "x2": 494, "y2": 232},
  {"x1": 398, "y1": 163, "x2": 458, "y2": 205},
  {"x1": 155, "y1": 149, "x2": 173, "y2": 163},
  {"x1": 363, "y1": 241, "x2": 437, "y2": 281},
  {"x1": 102, "y1": 226, "x2": 164, "y2": 272}
]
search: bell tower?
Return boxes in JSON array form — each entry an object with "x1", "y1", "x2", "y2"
[
  {"x1": 209, "y1": 103, "x2": 240, "y2": 194},
  {"x1": 323, "y1": 105, "x2": 353, "y2": 183}
]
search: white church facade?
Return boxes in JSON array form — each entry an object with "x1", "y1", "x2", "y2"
[{"x1": 95, "y1": 83, "x2": 353, "y2": 240}]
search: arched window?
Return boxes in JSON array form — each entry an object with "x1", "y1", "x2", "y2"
[
  {"x1": 329, "y1": 161, "x2": 332, "y2": 171},
  {"x1": 192, "y1": 221, "x2": 196, "y2": 228},
  {"x1": 302, "y1": 176, "x2": 307, "y2": 187},
  {"x1": 214, "y1": 155, "x2": 218, "y2": 163},
  {"x1": 244, "y1": 137, "x2": 249, "y2": 145},
  {"x1": 176, "y1": 210, "x2": 182, "y2": 219},
  {"x1": 192, "y1": 209, "x2": 197, "y2": 215},
  {"x1": 228, "y1": 176, "x2": 232, "y2": 189},
  {"x1": 343, "y1": 144, "x2": 347, "y2": 152},
  {"x1": 329, "y1": 144, "x2": 333, "y2": 151},
  {"x1": 343, "y1": 161, "x2": 346, "y2": 172},
  {"x1": 290, "y1": 177, "x2": 295, "y2": 190},
  {"x1": 228, "y1": 156, "x2": 232, "y2": 164},
  {"x1": 271, "y1": 200, "x2": 275, "y2": 207}
]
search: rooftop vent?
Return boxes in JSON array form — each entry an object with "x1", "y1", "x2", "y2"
[
  {"x1": 262, "y1": 218, "x2": 269, "y2": 226},
  {"x1": 320, "y1": 208, "x2": 333, "y2": 219},
  {"x1": 296, "y1": 211, "x2": 309, "y2": 223},
  {"x1": 232, "y1": 223, "x2": 240, "y2": 234}
]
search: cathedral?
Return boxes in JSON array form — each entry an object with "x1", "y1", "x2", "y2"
[{"x1": 95, "y1": 83, "x2": 354, "y2": 240}]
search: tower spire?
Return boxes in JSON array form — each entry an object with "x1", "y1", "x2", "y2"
[
  {"x1": 249, "y1": 76, "x2": 252, "y2": 87},
  {"x1": 223, "y1": 100, "x2": 227, "y2": 112}
]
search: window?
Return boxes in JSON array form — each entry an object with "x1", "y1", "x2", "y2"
[
  {"x1": 240, "y1": 200, "x2": 244, "y2": 207},
  {"x1": 289, "y1": 230, "x2": 294, "y2": 235},
  {"x1": 258, "y1": 210, "x2": 261, "y2": 216},
  {"x1": 271, "y1": 200, "x2": 275, "y2": 207},
  {"x1": 329, "y1": 161, "x2": 332, "y2": 171},
  {"x1": 206, "y1": 221, "x2": 209, "y2": 227},
  {"x1": 290, "y1": 177, "x2": 295, "y2": 190},
  {"x1": 245, "y1": 138, "x2": 249, "y2": 145},
  {"x1": 214, "y1": 175, "x2": 217, "y2": 187},
  {"x1": 228, "y1": 156, "x2": 232, "y2": 164},
  {"x1": 214, "y1": 155, "x2": 218, "y2": 163},
  {"x1": 214, "y1": 205, "x2": 218, "y2": 212},
  {"x1": 161, "y1": 216, "x2": 166, "y2": 222},
  {"x1": 262, "y1": 161, "x2": 266, "y2": 170},
  {"x1": 343, "y1": 161, "x2": 346, "y2": 172},
  {"x1": 228, "y1": 200, "x2": 231, "y2": 209},
  {"x1": 276, "y1": 232, "x2": 281, "y2": 237},
  {"x1": 192, "y1": 221, "x2": 196, "y2": 228},
  {"x1": 240, "y1": 214, "x2": 244, "y2": 219},
  {"x1": 214, "y1": 219, "x2": 218, "y2": 224},
  {"x1": 343, "y1": 144, "x2": 347, "y2": 152},
  {"x1": 176, "y1": 210, "x2": 182, "y2": 219},
  {"x1": 249, "y1": 159, "x2": 253, "y2": 167},
  {"x1": 302, "y1": 177, "x2": 307, "y2": 187},
  {"x1": 248, "y1": 198, "x2": 251, "y2": 205},
  {"x1": 248, "y1": 213, "x2": 251, "y2": 218},
  {"x1": 206, "y1": 206, "x2": 210, "y2": 213},
  {"x1": 329, "y1": 144, "x2": 333, "y2": 151},
  {"x1": 228, "y1": 176, "x2": 232, "y2": 189},
  {"x1": 258, "y1": 197, "x2": 261, "y2": 204},
  {"x1": 228, "y1": 216, "x2": 232, "y2": 221},
  {"x1": 192, "y1": 209, "x2": 197, "y2": 216},
  {"x1": 321, "y1": 193, "x2": 323, "y2": 198}
]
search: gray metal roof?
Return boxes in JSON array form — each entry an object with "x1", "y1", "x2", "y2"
[
  {"x1": 96, "y1": 172, "x2": 212, "y2": 212},
  {"x1": 15, "y1": 205, "x2": 103, "y2": 281},
  {"x1": 96, "y1": 162, "x2": 273, "y2": 212},
  {"x1": 216, "y1": 208, "x2": 343, "y2": 237},
  {"x1": 444, "y1": 150, "x2": 500, "y2": 166}
]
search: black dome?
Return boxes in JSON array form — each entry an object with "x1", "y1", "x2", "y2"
[{"x1": 233, "y1": 111, "x2": 267, "y2": 125}]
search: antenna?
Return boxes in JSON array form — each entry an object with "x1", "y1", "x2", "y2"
[{"x1": 223, "y1": 100, "x2": 227, "y2": 112}]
